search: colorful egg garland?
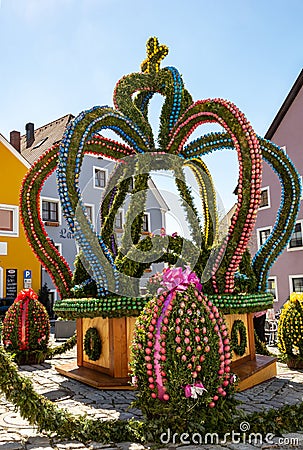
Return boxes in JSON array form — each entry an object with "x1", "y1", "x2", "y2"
[{"x1": 19, "y1": 37, "x2": 301, "y2": 314}]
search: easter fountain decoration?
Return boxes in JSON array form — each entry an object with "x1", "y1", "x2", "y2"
[{"x1": 20, "y1": 37, "x2": 301, "y2": 400}]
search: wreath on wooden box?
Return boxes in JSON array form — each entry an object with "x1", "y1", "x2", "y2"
[
  {"x1": 84, "y1": 327, "x2": 102, "y2": 361},
  {"x1": 231, "y1": 319, "x2": 247, "y2": 356}
]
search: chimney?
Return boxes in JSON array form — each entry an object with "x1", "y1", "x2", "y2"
[
  {"x1": 10, "y1": 130, "x2": 21, "y2": 152},
  {"x1": 25, "y1": 122, "x2": 35, "y2": 148}
]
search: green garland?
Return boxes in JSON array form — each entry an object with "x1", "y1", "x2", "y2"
[
  {"x1": 54, "y1": 292, "x2": 274, "y2": 320},
  {"x1": 2, "y1": 333, "x2": 77, "y2": 365},
  {"x1": 230, "y1": 319, "x2": 247, "y2": 356},
  {"x1": 84, "y1": 327, "x2": 102, "y2": 361},
  {"x1": 46, "y1": 333, "x2": 77, "y2": 358},
  {"x1": 1, "y1": 345, "x2": 303, "y2": 443},
  {"x1": 54, "y1": 296, "x2": 147, "y2": 319},
  {"x1": 185, "y1": 158, "x2": 218, "y2": 248},
  {"x1": 0, "y1": 346, "x2": 130, "y2": 442}
]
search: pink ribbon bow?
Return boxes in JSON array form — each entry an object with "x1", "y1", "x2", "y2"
[{"x1": 158, "y1": 266, "x2": 202, "y2": 294}]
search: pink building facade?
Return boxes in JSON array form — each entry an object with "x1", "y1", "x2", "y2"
[{"x1": 252, "y1": 70, "x2": 303, "y2": 311}]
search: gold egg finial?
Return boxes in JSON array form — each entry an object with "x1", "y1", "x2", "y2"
[{"x1": 141, "y1": 37, "x2": 169, "y2": 74}]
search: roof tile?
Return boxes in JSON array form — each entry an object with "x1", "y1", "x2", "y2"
[{"x1": 21, "y1": 114, "x2": 74, "y2": 165}]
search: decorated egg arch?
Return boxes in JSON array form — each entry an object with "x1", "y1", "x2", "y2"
[{"x1": 20, "y1": 37, "x2": 301, "y2": 397}]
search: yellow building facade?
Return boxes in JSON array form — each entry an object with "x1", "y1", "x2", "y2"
[{"x1": 0, "y1": 133, "x2": 40, "y2": 298}]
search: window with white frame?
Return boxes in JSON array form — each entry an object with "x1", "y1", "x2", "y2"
[
  {"x1": 115, "y1": 210, "x2": 123, "y2": 230},
  {"x1": 84, "y1": 204, "x2": 94, "y2": 224},
  {"x1": 288, "y1": 220, "x2": 303, "y2": 250},
  {"x1": 94, "y1": 167, "x2": 107, "y2": 189},
  {"x1": 0, "y1": 204, "x2": 19, "y2": 236},
  {"x1": 0, "y1": 209, "x2": 13, "y2": 231},
  {"x1": 259, "y1": 186, "x2": 270, "y2": 209},
  {"x1": 143, "y1": 213, "x2": 150, "y2": 232},
  {"x1": 42, "y1": 199, "x2": 60, "y2": 223},
  {"x1": 289, "y1": 275, "x2": 303, "y2": 293},
  {"x1": 257, "y1": 226, "x2": 272, "y2": 248},
  {"x1": 267, "y1": 277, "x2": 278, "y2": 302}
]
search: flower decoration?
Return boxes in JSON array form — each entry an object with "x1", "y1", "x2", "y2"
[
  {"x1": 184, "y1": 382, "x2": 207, "y2": 399},
  {"x1": 160, "y1": 227, "x2": 166, "y2": 236}
]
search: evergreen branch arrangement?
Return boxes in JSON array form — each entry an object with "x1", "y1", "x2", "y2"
[
  {"x1": 14, "y1": 36, "x2": 302, "y2": 444},
  {"x1": 18, "y1": 36, "x2": 300, "y2": 304},
  {"x1": 46, "y1": 332, "x2": 77, "y2": 358},
  {"x1": 1, "y1": 345, "x2": 303, "y2": 444}
]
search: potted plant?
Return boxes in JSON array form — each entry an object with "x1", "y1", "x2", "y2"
[{"x1": 54, "y1": 318, "x2": 76, "y2": 339}]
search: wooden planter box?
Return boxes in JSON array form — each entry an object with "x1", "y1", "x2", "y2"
[
  {"x1": 78, "y1": 316, "x2": 136, "y2": 378},
  {"x1": 227, "y1": 313, "x2": 276, "y2": 390},
  {"x1": 56, "y1": 316, "x2": 137, "y2": 389},
  {"x1": 56, "y1": 312, "x2": 276, "y2": 390}
]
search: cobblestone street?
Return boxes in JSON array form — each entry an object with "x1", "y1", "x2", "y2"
[{"x1": 1, "y1": 341, "x2": 303, "y2": 449}]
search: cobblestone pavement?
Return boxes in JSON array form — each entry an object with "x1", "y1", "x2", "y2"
[{"x1": 1, "y1": 341, "x2": 303, "y2": 449}]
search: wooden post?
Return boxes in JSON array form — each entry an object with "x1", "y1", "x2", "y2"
[
  {"x1": 247, "y1": 312, "x2": 256, "y2": 360},
  {"x1": 76, "y1": 318, "x2": 83, "y2": 367},
  {"x1": 109, "y1": 317, "x2": 128, "y2": 378}
]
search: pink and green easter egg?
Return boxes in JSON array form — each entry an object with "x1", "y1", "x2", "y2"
[{"x1": 131, "y1": 268, "x2": 236, "y2": 421}]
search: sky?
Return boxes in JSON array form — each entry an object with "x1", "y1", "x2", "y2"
[{"x1": 0, "y1": 0, "x2": 303, "y2": 230}]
